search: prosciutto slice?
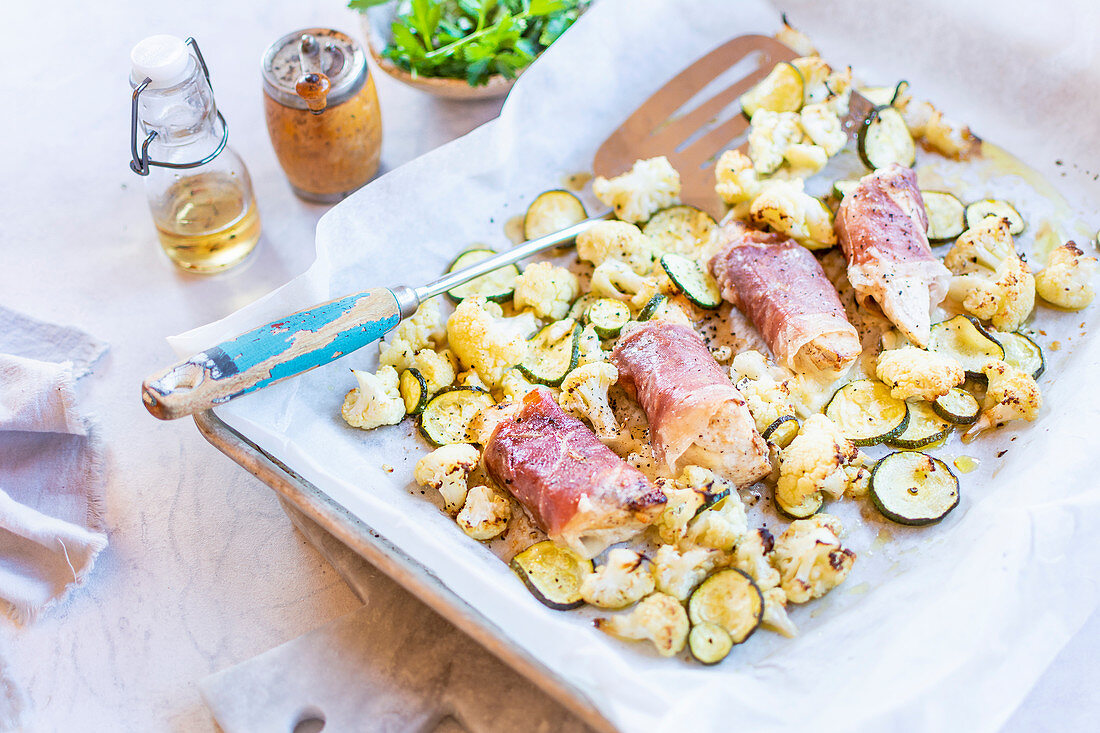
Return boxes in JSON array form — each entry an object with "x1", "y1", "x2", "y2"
[
  {"x1": 483, "y1": 388, "x2": 665, "y2": 558},
  {"x1": 836, "y1": 163, "x2": 951, "y2": 347},
  {"x1": 610, "y1": 322, "x2": 770, "y2": 486},
  {"x1": 710, "y1": 221, "x2": 861, "y2": 373}
]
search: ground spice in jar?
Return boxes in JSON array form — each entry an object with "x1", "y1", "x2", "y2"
[{"x1": 262, "y1": 29, "x2": 382, "y2": 202}]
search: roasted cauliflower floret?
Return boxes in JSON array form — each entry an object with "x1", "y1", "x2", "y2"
[
  {"x1": 446, "y1": 297, "x2": 538, "y2": 387},
  {"x1": 653, "y1": 477, "x2": 707, "y2": 545},
  {"x1": 730, "y1": 349, "x2": 791, "y2": 383},
  {"x1": 791, "y1": 56, "x2": 832, "y2": 105},
  {"x1": 650, "y1": 545, "x2": 722, "y2": 601},
  {"x1": 732, "y1": 528, "x2": 780, "y2": 590},
  {"x1": 771, "y1": 513, "x2": 856, "y2": 604},
  {"x1": 774, "y1": 17, "x2": 817, "y2": 56},
  {"x1": 966, "y1": 359, "x2": 1042, "y2": 437},
  {"x1": 822, "y1": 66, "x2": 853, "y2": 118},
  {"x1": 714, "y1": 149, "x2": 760, "y2": 205},
  {"x1": 731, "y1": 352, "x2": 798, "y2": 438},
  {"x1": 592, "y1": 156, "x2": 681, "y2": 224},
  {"x1": 682, "y1": 473, "x2": 748, "y2": 552},
  {"x1": 413, "y1": 348, "x2": 456, "y2": 395},
  {"x1": 777, "y1": 414, "x2": 866, "y2": 515},
  {"x1": 557, "y1": 362, "x2": 620, "y2": 440},
  {"x1": 945, "y1": 217, "x2": 1035, "y2": 331},
  {"x1": 341, "y1": 366, "x2": 405, "y2": 430},
  {"x1": 595, "y1": 592, "x2": 689, "y2": 657},
  {"x1": 1035, "y1": 241, "x2": 1098, "y2": 309},
  {"x1": 378, "y1": 300, "x2": 444, "y2": 371},
  {"x1": 413, "y1": 443, "x2": 481, "y2": 513},
  {"x1": 467, "y1": 400, "x2": 521, "y2": 446},
  {"x1": 761, "y1": 587, "x2": 798, "y2": 637},
  {"x1": 575, "y1": 220, "x2": 656, "y2": 275},
  {"x1": 875, "y1": 346, "x2": 965, "y2": 401},
  {"x1": 499, "y1": 367, "x2": 539, "y2": 402},
  {"x1": 512, "y1": 261, "x2": 580, "y2": 320},
  {"x1": 589, "y1": 260, "x2": 662, "y2": 310},
  {"x1": 455, "y1": 484, "x2": 511, "y2": 540},
  {"x1": 799, "y1": 102, "x2": 847, "y2": 157},
  {"x1": 579, "y1": 548, "x2": 655, "y2": 609},
  {"x1": 456, "y1": 369, "x2": 489, "y2": 390},
  {"x1": 921, "y1": 109, "x2": 980, "y2": 160},
  {"x1": 747, "y1": 110, "x2": 804, "y2": 175},
  {"x1": 750, "y1": 179, "x2": 836, "y2": 250}
]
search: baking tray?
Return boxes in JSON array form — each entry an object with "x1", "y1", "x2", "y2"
[{"x1": 193, "y1": 409, "x2": 616, "y2": 733}]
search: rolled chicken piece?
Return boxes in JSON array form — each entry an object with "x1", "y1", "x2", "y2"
[
  {"x1": 483, "y1": 388, "x2": 665, "y2": 558},
  {"x1": 610, "y1": 322, "x2": 770, "y2": 486},
  {"x1": 710, "y1": 221, "x2": 861, "y2": 374},
  {"x1": 836, "y1": 163, "x2": 950, "y2": 347}
]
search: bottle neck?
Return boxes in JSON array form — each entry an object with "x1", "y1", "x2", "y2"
[{"x1": 134, "y1": 58, "x2": 223, "y2": 162}]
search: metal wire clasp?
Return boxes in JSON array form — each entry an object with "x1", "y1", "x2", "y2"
[{"x1": 129, "y1": 37, "x2": 230, "y2": 176}]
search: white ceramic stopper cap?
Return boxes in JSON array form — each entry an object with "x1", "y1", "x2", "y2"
[{"x1": 131, "y1": 35, "x2": 190, "y2": 87}]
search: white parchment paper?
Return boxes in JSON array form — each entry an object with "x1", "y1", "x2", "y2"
[{"x1": 172, "y1": 1, "x2": 1100, "y2": 730}]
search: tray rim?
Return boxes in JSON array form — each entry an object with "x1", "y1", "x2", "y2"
[{"x1": 193, "y1": 409, "x2": 618, "y2": 733}]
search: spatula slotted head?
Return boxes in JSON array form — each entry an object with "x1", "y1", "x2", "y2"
[{"x1": 594, "y1": 35, "x2": 798, "y2": 218}]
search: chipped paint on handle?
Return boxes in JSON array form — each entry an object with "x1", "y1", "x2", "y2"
[{"x1": 142, "y1": 288, "x2": 403, "y2": 420}]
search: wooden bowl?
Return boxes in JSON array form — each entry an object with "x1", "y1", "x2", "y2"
[{"x1": 358, "y1": 5, "x2": 518, "y2": 101}]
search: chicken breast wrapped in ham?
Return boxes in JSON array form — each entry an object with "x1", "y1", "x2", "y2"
[
  {"x1": 611, "y1": 322, "x2": 770, "y2": 486},
  {"x1": 710, "y1": 221, "x2": 861, "y2": 374},
  {"x1": 483, "y1": 388, "x2": 665, "y2": 558},
  {"x1": 836, "y1": 163, "x2": 950, "y2": 347}
]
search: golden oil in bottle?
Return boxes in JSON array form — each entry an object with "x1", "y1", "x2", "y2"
[
  {"x1": 129, "y1": 35, "x2": 261, "y2": 274},
  {"x1": 153, "y1": 172, "x2": 261, "y2": 272}
]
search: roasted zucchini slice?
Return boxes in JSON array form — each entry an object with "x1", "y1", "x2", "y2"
[
  {"x1": 994, "y1": 331, "x2": 1044, "y2": 379},
  {"x1": 859, "y1": 80, "x2": 909, "y2": 108},
  {"x1": 832, "y1": 179, "x2": 860, "y2": 200},
  {"x1": 584, "y1": 298, "x2": 631, "y2": 339},
  {"x1": 444, "y1": 248, "x2": 520, "y2": 303},
  {"x1": 637, "y1": 293, "x2": 667, "y2": 322},
  {"x1": 517, "y1": 320, "x2": 581, "y2": 387},
  {"x1": 922, "y1": 190, "x2": 966, "y2": 243},
  {"x1": 689, "y1": 622, "x2": 733, "y2": 665},
  {"x1": 642, "y1": 205, "x2": 717, "y2": 256},
  {"x1": 419, "y1": 387, "x2": 495, "y2": 446},
  {"x1": 761, "y1": 414, "x2": 799, "y2": 448},
  {"x1": 964, "y1": 199, "x2": 1025, "y2": 235},
  {"x1": 871, "y1": 451, "x2": 960, "y2": 526},
  {"x1": 510, "y1": 541, "x2": 593, "y2": 611},
  {"x1": 741, "y1": 61, "x2": 804, "y2": 117},
  {"x1": 695, "y1": 488, "x2": 732, "y2": 517},
  {"x1": 824, "y1": 379, "x2": 910, "y2": 446},
  {"x1": 399, "y1": 367, "x2": 428, "y2": 416},
  {"x1": 932, "y1": 387, "x2": 981, "y2": 425},
  {"x1": 523, "y1": 190, "x2": 588, "y2": 241},
  {"x1": 660, "y1": 253, "x2": 722, "y2": 309},
  {"x1": 887, "y1": 400, "x2": 951, "y2": 449},
  {"x1": 776, "y1": 488, "x2": 824, "y2": 520},
  {"x1": 858, "y1": 105, "x2": 916, "y2": 169},
  {"x1": 688, "y1": 569, "x2": 763, "y2": 645},
  {"x1": 928, "y1": 315, "x2": 1005, "y2": 378}
]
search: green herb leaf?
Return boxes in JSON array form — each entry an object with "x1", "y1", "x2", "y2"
[{"x1": 347, "y1": 0, "x2": 392, "y2": 10}]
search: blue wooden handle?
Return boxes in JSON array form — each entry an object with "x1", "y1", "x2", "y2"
[{"x1": 142, "y1": 288, "x2": 409, "y2": 420}]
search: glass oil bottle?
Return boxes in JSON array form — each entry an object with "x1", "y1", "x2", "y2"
[{"x1": 129, "y1": 35, "x2": 260, "y2": 273}]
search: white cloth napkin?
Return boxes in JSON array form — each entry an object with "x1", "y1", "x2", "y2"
[{"x1": 0, "y1": 306, "x2": 108, "y2": 625}]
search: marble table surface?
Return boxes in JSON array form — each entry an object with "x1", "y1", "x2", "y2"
[{"x1": 1, "y1": 0, "x2": 1097, "y2": 730}]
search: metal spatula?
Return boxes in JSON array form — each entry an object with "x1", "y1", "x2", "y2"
[{"x1": 142, "y1": 34, "x2": 801, "y2": 420}]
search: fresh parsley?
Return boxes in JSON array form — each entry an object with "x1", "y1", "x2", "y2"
[{"x1": 350, "y1": 0, "x2": 588, "y2": 86}]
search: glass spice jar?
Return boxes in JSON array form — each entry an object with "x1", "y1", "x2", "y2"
[{"x1": 262, "y1": 29, "x2": 382, "y2": 203}]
